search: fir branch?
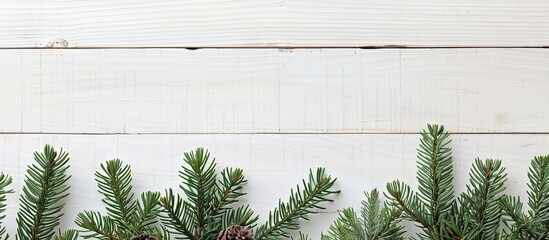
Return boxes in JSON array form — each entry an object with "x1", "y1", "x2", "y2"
[
  {"x1": 323, "y1": 189, "x2": 403, "y2": 240},
  {"x1": 160, "y1": 148, "x2": 253, "y2": 240},
  {"x1": 499, "y1": 195, "x2": 535, "y2": 239},
  {"x1": 368, "y1": 191, "x2": 404, "y2": 239},
  {"x1": 527, "y1": 155, "x2": 549, "y2": 220},
  {"x1": 462, "y1": 159, "x2": 507, "y2": 239},
  {"x1": 200, "y1": 167, "x2": 249, "y2": 238},
  {"x1": 161, "y1": 148, "x2": 337, "y2": 240},
  {"x1": 75, "y1": 211, "x2": 120, "y2": 240},
  {"x1": 499, "y1": 155, "x2": 549, "y2": 239},
  {"x1": 179, "y1": 148, "x2": 217, "y2": 238},
  {"x1": 416, "y1": 124, "x2": 454, "y2": 230},
  {"x1": 220, "y1": 205, "x2": 259, "y2": 230},
  {"x1": 322, "y1": 208, "x2": 363, "y2": 240},
  {"x1": 159, "y1": 189, "x2": 196, "y2": 240},
  {"x1": 16, "y1": 145, "x2": 72, "y2": 240},
  {"x1": 291, "y1": 232, "x2": 311, "y2": 240},
  {"x1": 153, "y1": 225, "x2": 171, "y2": 240},
  {"x1": 77, "y1": 160, "x2": 161, "y2": 239},
  {"x1": 386, "y1": 180, "x2": 431, "y2": 234},
  {"x1": 361, "y1": 189, "x2": 380, "y2": 238},
  {"x1": 442, "y1": 195, "x2": 474, "y2": 239},
  {"x1": 254, "y1": 168, "x2": 339, "y2": 240},
  {"x1": 376, "y1": 206, "x2": 404, "y2": 239},
  {"x1": 0, "y1": 173, "x2": 13, "y2": 239},
  {"x1": 96, "y1": 159, "x2": 136, "y2": 225},
  {"x1": 132, "y1": 191, "x2": 162, "y2": 233},
  {"x1": 209, "y1": 168, "x2": 246, "y2": 221},
  {"x1": 52, "y1": 229, "x2": 79, "y2": 240},
  {"x1": 385, "y1": 124, "x2": 454, "y2": 240}
]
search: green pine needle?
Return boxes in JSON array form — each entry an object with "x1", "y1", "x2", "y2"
[
  {"x1": 527, "y1": 155, "x2": 549, "y2": 221},
  {"x1": 0, "y1": 173, "x2": 13, "y2": 239},
  {"x1": 52, "y1": 229, "x2": 79, "y2": 240},
  {"x1": 210, "y1": 168, "x2": 247, "y2": 220},
  {"x1": 416, "y1": 124, "x2": 454, "y2": 229},
  {"x1": 76, "y1": 159, "x2": 162, "y2": 239},
  {"x1": 254, "y1": 167, "x2": 339, "y2": 240},
  {"x1": 132, "y1": 191, "x2": 162, "y2": 233},
  {"x1": 16, "y1": 145, "x2": 72, "y2": 240},
  {"x1": 160, "y1": 148, "x2": 253, "y2": 240},
  {"x1": 75, "y1": 211, "x2": 120, "y2": 240},
  {"x1": 388, "y1": 124, "x2": 453, "y2": 239},
  {"x1": 386, "y1": 180, "x2": 435, "y2": 238},
  {"x1": 220, "y1": 205, "x2": 259, "y2": 230},
  {"x1": 159, "y1": 189, "x2": 196, "y2": 239},
  {"x1": 179, "y1": 148, "x2": 218, "y2": 237},
  {"x1": 323, "y1": 189, "x2": 404, "y2": 240},
  {"x1": 386, "y1": 124, "x2": 510, "y2": 240},
  {"x1": 96, "y1": 159, "x2": 136, "y2": 224},
  {"x1": 160, "y1": 150, "x2": 338, "y2": 240},
  {"x1": 460, "y1": 159, "x2": 507, "y2": 239},
  {"x1": 291, "y1": 232, "x2": 311, "y2": 240},
  {"x1": 500, "y1": 155, "x2": 549, "y2": 239}
]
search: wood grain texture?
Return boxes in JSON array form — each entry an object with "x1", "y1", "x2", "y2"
[
  {"x1": 0, "y1": 134, "x2": 547, "y2": 238},
  {"x1": 1, "y1": 0, "x2": 549, "y2": 48},
  {"x1": 1, "y1": 48, "x2": 548, "y2": 133}
]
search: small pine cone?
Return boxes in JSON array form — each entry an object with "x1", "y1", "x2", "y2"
[
  {"x1": 216, "y1": 225, "x2": 254, "y2": 240},
  {"x1": 129, "y1": 233, "x2": 158, "y2": 240}
]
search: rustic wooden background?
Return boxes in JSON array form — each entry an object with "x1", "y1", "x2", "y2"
[{"x1": 1, "y1": 0, "x2": 549, "y2": 238}]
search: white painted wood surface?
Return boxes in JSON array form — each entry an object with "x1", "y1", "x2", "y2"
[
  {"x1": 1, "y1": 0, "x2": 549, "y2": 48},
  {"x1": 1, "y1": 49, "x2": 548, "y2": 134},
  {"x1": 0, "y1": 134, "x2": 546, "y2": 238},
  {"x1": 1, "y1": 0, "x2": 548, "y2": 238}
]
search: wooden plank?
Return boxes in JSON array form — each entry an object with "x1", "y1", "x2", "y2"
[
  {"x1": 1, "y1": 48, "x2": 549, "y2": 133},
  {"x1": 0, "y1": 134, "x2": 547, "y2": 237},
  {"x1": 1, "y1": 0, "x2": 549, "y2": 48}
]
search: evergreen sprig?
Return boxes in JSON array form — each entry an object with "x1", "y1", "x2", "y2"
[
  {"x1": 321, "y1": 188, "x2": 404, "y2": 240},
  {"x1": 254, "y1": 167, "x2": 339, "y2": 240},
  {"x1": 52, "y1": 229, "x2": 79, "y2": 240},
  {"x1": 465, "y1": 159, "x2": 506, "y2": 238},
  {"x1": 76, "y1": 159, "x2": 164, "y2": 240},
  {"x1": 0, "y1": 173, "x2": 13, "y2": 239},
  {"x1": 291, "y1": 232, "x2": 311, "y2": 240},
  {"x1": 160, "y1": 148, "x2": 256, "y2": 240},
  {"x1": 219, "y1": 205, "x2": 258, "y2": 230},
  {"x1": 443, "y1": 159, "x2": 507, "y2": 240},
  {"x1": 385, "y1": 124, "x2": 509, "y2": 240},
  {"x1": 16, "y1": 145, "x2": 72, "y2": 240},
  {"x1": 416, "y1": 124, "x2": 454, "y2": 229},
  {"x1": 386, "y1": 124, "x2": 453, "y2": 239},
  {"x1": 160, "y1": 148, "x2": 338, "y2": 240},
  {"x1": 500, "y1": 155, "x2": 549, "y2": 239}
]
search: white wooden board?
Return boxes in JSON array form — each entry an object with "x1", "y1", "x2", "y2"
[
  {"x1": 1, "y1": 49, "x2": 549, "y2": 134},
  {"x1": 1, "y1": 0, "x2": 549, "y2": 48},
  {"x1": 0, "y1": 134, "x2": 547, "y2": 238}
]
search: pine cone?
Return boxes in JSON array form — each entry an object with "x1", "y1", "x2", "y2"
[
  {"x1": 216, "y1": 225, "x2": 254, "y2": 240},
  {"x1": 129, "y1": 233, "x2": 158, "y2": 240}
]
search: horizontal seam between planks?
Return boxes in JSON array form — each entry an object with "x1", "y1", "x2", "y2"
[
  {"x1": 0, "y1": 132, "x2": 549, "y2": 135},
  {"x1": 0, "y1": 46, "x2": 549, "y2": 50}
]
